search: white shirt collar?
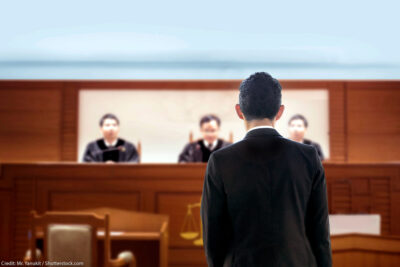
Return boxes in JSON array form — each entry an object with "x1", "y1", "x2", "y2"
[
  {"x1": 104, "y1": 139, "x2": 118, "y2": 147},
  {"x1": 203, "y1": 139, "x2": 218, "y2": 150},
  {"x1": 247, "y1": 125, "x2": 274, "y2": 133}
]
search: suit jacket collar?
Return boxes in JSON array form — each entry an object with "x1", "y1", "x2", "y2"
[{"x1": 244, "y1": 127, "x2": 281, "y2": 140}]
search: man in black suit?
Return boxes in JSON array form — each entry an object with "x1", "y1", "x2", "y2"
[{"x1": 201, "y1": 72, "x2": 331, "y2": 267}]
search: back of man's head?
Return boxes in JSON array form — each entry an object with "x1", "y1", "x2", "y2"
[{"x1": 239, "y1": 72, "x2": 282, "y2": 121}]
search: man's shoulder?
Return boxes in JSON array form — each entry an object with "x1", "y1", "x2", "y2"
[
  {"x1": 118, "y1": 138, "x2": 136, "y2": 149},
  {"x1": 218, "y1": 139, "x2": 232, "y2": 148},
  {"x1": 211, "y1": 139, "x2": 246, "y2": 160},
  {"x1": 185, "y1": 140, "x2": 201, "y2": 149},
  {"x1": 291, "y1": 138, "x2": 317, "y2": 152},
  {"x1": 86, "y1": 139, "x2": 102, "y2": 148},
  {"x1": 304, "y1": 138, "x2": 322, "y2": 148},
  {"x1": 213, "y1": 136, "x2": 315, "y2": 158}
]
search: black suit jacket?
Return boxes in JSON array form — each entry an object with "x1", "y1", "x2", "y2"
[{"x1": 201, "y1": 128, "x2": 331, "y2": 267}]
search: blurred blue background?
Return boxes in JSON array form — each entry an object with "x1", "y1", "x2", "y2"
[{"x1": 1, "y1": 0, "x2": 399, "y2": 79}]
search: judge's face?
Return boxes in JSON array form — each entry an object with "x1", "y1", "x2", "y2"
[
  {"x1": 200, "y1": 120, "x2": 220, "y2": 144},
  {"x1": 288, "y1": 119, "x2": 306, "y2": 142},
  {"x1": 101, "y1": 118, "x2": 120, "y2": 141}
]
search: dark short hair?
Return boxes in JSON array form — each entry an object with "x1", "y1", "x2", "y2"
[
  {"x1": 99, "y1": 113, "x2": 120, "y2": 127},
  {"x1": 199, "y1": 114, "x2": 221, "y2": 127},
  {"x1": 288, "y1": 114, "x2": 308, "y2": 128},
  {"x1": 239, "y1": 72, "x2": 282, "y2": 121}
]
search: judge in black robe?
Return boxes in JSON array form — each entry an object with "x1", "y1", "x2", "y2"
[
  {"x1": 303, "y1": 138, "x2": 324, "y2": 160},
  {"x1": 82, "y1": 138, "x2": 139, "y2": 163},
  {"x1": 179, "y1": 138, "x2": 231, "y2": 163},
  {"x1": 178, "y1": 114, "x2": 232, "y2": 163},
  {"x1": 288, "y1": 114, "x2": 325, "y2": 160},
  {"x1": 82, "y1": 113, "x2": 139, "y2": 163}
]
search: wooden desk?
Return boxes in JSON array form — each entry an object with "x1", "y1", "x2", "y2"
[
  {"x1": 33, "y1": 230, "x2": 164, "y2": 267},
  {"x1": 30, "y1": 207, "x2": 168, "y2": 267},
  {"x1": 332, "y1": 234, "x2": 400, "y2": 266},
  {"x1": 82, "y1": 207, "x2": 169, "y2": 267},
  {"x1": 1, "y1": 162, "x2": 400, "y2": 266}
]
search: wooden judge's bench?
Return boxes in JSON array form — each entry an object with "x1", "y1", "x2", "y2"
[{"x1": 1, "y1": 162, "x2": 400, "y2": 266}]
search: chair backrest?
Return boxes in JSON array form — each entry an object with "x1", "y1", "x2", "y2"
[
  {"x1": 29, "y1": 211, "x2": 111, "y2": 267},
  {"x1": 137, "y1": 141, "x2": 141, "y2": 163}
]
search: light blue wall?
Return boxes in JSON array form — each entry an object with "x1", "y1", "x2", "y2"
[{"x1": 1, "y1": 0, "x2": 399, "y2": 79}]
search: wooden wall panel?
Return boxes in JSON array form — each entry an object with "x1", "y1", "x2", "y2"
[
  {"x1": 169, "y1": 248, "x2": 206, "y2": 267},
  {"x1": 328, "y1": 82, "x2": 347, "y2": 162},
  {"x1": 347, "y1": 82, "x2": 400, "y2": 162},
  {"x1": 347, "y1": 135, "x2": 400, "y2": 162},
  {"x1": 0, "y1": 82, "x2": 63, "y2": 162},
  {"x1": 0, "y1": 190, "x2": 12, "y2": 260},
  {"x1": 35, "y1": 180, "x2": 142, "y2": 213},
  {"x1": 329, "y1": 180, "x2": 352, "y2": 213},
  {"x1": 49, "y1": 192, "x2": 141, "y2": 211},
  {"x1": 13, "y1": 178, "x2": 35, "y2": 259},
  {"x1": 156, "y1": 193, "x2": 202, "y2": 248},
  {"x1": 329, "y1": 177, "x2": 392, "y2": 234},
  {"x1": 391, "y1": 167, "x2": 400, "y2": 235},
  {"x1": 325, "y1": 165, "x2": 398, "y2": 236},
  {"x1": 331, "y1": 234, "x2": 400, "y2": 267},
  {"x1": 61, "y1": 83, "x2": 79, "y2": 161}
]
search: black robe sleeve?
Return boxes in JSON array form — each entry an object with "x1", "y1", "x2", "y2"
[
  {"x1": 304, "y1": 139, "x2": 325, "y2": 161},
  {"x1": 125, "y1": 142, "x2": 140, "y2": 163},
  {"x1": 179, "y1": 142, "x2": 205, "y2": 163},
  {"x1": 178, "y1": 143, "x2": 196, "y2": 163},
  {"x1": 82, "y1": 142, "x2": 101, "y2": 162},
  {"x1": 313, "y1": 142, "x2": 325, "y2": 161}
]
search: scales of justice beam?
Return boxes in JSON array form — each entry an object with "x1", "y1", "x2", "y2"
[{"x1": 180, "y1": 199, "x2": 203, "y2": 246}]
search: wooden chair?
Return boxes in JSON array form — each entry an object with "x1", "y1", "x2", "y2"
[
  {"x1": 137, "y1": 141, "x2": 141, "y2": 163},
  {"x1": 189, "y1": 131, "x2": 234, "y2": 143},
  {"x1": 25, "y1": 210, "x2": 136, "y2": 267}
]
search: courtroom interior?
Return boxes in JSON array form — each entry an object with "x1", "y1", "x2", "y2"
[{"x1": 1, "y1": 1, "x2": 400, "y2": 267}]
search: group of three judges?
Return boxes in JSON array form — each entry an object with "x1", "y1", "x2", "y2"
[{"x1": 82, "y1": 112, "x2": 324, "y2": 163}]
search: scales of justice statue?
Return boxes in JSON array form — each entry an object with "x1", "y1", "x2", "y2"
[{"x1": 180, "y1": 200, "x2": 203, "y2": 246}]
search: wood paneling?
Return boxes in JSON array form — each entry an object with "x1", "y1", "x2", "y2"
[
  {"x1": 1, "y1": 162, "x2": 400, "y2": 266},
  {"x1": 325, "y1": 164, "x2": 399, "y2": 235},
  {"x1": 347, "y1": 135, "x2": 400, "y2": 162},
  {"x1": 1, "y1": 80, "x2": 399, "y2": 163},
  {"x1": 50, "y1": 192, "x2": 141, "y2": 211},
  {"x1": 0, "y1": 190, "x2": 12, "y2": 259},
  {"x1": 331, "y1": 234, "x2": 400, "y2": 267},
  {"x1": 156, "y1": 193, "x2": 202, "y2": 248},
  {"x1": 0, "y1": 82, "x2": 62, "y2": 162},
  {"x1": 347, "y1": 82, "x2": 400, "y2": 162},
  {"x1": 13, "y1": 178, "x2": 35, "y2": 259},
  {"x1": 328, "y1": 82, "x2": 347, "y2": 162},
  {"x1": 61, "y1": 83, "x2": 79, "y2": 161}
]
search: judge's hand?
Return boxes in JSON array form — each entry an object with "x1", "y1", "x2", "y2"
[{"x1": 105, "y1": 160, "x2": 115, "y2": 164}]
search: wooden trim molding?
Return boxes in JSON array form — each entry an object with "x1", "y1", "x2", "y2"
[
  {"x1": 328, "y1": 82, "x2": 347, "y2": 162},
  {"x1": 60, "y1": 82, "x2": 79, "y2": 161}
]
